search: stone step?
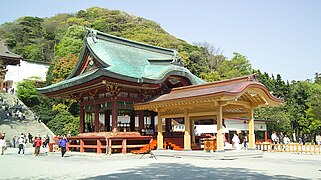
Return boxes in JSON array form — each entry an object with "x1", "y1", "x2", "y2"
[{"x1": 0, "y1": 92, "x2": 55, "y2": 147}]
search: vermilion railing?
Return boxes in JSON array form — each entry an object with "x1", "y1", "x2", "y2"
[{"x1": 66, "y1": 136, "x2": 151, "y2": 154}]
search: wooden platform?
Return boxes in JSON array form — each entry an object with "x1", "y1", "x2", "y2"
[
  {"x1": 67, "y1": 132, "x2": 152, "y2": 154},
  {"x1": 152, "y1": 149, "x2": 263, "y2": 160}
]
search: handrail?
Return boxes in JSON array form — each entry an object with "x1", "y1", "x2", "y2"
[{"x1": 256, "y1": 142, "x2": 321, "y2": 154}]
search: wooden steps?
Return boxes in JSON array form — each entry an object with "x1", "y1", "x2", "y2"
[
  {"x1": 131, "y1": 139, "x2": 157, "y2": 154},
  {"x1": 164, "y1": 138, "x2": 184, "y2": 151}
]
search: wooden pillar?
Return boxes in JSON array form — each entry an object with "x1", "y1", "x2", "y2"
[
  {"x1": 80, "y1": 139, "x2": 84, "y2": 152},
  {"x1": 97, "y1": 139, "x2": 102, "y2": 154},
  {"x1": 138, "y1": 111, "x2": 144, "y2": 130},
  {"x1": 165, "y1": 118, "x2": 172, "y2": 133},
  {"x1": 157, "y1": 110, "x2": 164, "y2": 150},
  {"x1": 216, "y1": 102, "x2": 224, "y2": 152},
  {"x1": 80, "y1": 105, "x2": 85, "y2": 133},
  {"x1": 111, "y1": 100, "x2": 118, "y2": 132},
  {"x1": 66, "y1": 142, "x2": 70, "y2": 152},
  {"x1": 191, "y1": 118, "x2": 195, "y2": 144},
  {"x1": 151, "y1": 114, "x2": 155, "y2": 131},
  {"x1": 108, "y1": 139, "x2": 112, "y2": 155},
  {"x1": 248, "y1": 106, "x2": 256, "y2": 150},
  {"x1": 94, "y1": 104, "x2": 100, "y2": 132},
  {"x1": 122, "y1": 139, "x2": 127, "y2": 154},
  {"x1": 104, "y1": 110, "x2": 110, "y2": 132},
  {"x1": 264, "y1": 131, "x2": 268, "y2": 142},
  {"x1": 184, "y1": 109, "x2": 191, "y2": 150},
  {"x1": 130, "y1": 111, "x2": 135, "y2": 131}
]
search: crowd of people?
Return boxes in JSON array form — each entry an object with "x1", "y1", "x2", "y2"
[
  {"x1": 231, "y1": 133, "x2": 248, "y2": 150},
  {"x1": 270, "y1": 131, "x2": 321, "y2": 150},
  {"x1": 10, "y1": 133, "x2": 51, "y2": 156},
  {"x1": 0, "y1": 133, "x2": 69, "y2": 157},
  {"x1": 0, "y1": 96, "x2": 26, "y2": 121}
]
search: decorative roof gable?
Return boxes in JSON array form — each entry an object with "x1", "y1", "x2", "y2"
[{"x1": 37, "y1": 28, "x2": 204, "y2": 95}]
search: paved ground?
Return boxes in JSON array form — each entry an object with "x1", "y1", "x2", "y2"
[{"x1": 1, "y1": 147, "x2": 321, "y2": 180}]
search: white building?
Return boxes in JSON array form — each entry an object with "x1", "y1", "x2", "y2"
[{"x1": 5, "y1": 60, "x2": 49, "y2": 89}]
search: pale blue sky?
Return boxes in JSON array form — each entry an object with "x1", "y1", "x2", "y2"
[{"x1": 1, "y1": 0, "x2": 320, "y2": 81}]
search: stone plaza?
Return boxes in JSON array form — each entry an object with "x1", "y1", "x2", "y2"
[{"x1": 1, "y1": 147, "x2": 321, "y2": 179}]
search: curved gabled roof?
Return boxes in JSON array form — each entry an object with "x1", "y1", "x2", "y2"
[
  {"x1": 69, "y1": 28, "x2": 205, "y2": 84},
  {"x1": 134, "y1": 74, "x2": 283, "y2": 110},
  {"x1": 38, "y1": 28, "x2": 204, "y2": 94}
]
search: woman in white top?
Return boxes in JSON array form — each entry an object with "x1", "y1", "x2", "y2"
[
  {"x1": 232, "y1": 134, "x2": 240, "y2": 150},
  {"x1": 0, "y1": 137, "x2": 7, "y2": 155}
]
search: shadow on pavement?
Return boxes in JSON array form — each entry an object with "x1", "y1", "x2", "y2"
[{"x1": 82, "y1": 163, "x2": 307, "y2": 180}]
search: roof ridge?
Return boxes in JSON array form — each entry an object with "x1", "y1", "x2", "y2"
[
  {"x1": 0, "y1": 41, "x2": 22, "y2": 59},
  {"x1": 172, "y1": 74, "x2": 258, "y2": 93},
  {"x1": 85, "y1": 27, "x2": 176, "y2": 56}
]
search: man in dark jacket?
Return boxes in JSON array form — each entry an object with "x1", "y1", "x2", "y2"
[{"x1": 58, "y1": 135, "x2": 69, "y2": 157}]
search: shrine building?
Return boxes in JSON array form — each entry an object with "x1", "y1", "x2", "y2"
[
  {"x1": 37, "y1": 28, "x2": 282, "y2": 154},
  {"x1": 0, "y1": 41, "x2": 22, "y2": 91}
]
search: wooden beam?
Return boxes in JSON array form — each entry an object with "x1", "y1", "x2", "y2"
[
  {"x1": 226, "y1": 100, "x2": 252, "y2": 109},
  {"x1": 192, "y1": 115, "x2": 216, "y2": 120},
  {"x1": 188, "y1": 111, "x2": 217, "y2": 117},
  {"x1": 160, "y1": 114, "x2": 185, "y2": 119}
]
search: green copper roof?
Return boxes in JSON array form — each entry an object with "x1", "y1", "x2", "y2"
[{"x1": 37, "y1": 28, "x2": 205, "y2": 94}]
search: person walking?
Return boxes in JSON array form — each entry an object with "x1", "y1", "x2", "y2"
[
  {"x1": 58, "y1": 135, "x2": 69, "y2": 157},
  {"x1": 0, "y1": 136, "x2": 7, "y2": 155},
  {"x1": 242, "y1": 135, "x2": 248, "y2": 150},
  {"x1": 18, "y1": 134, "x2": 25, "y2": 155}
]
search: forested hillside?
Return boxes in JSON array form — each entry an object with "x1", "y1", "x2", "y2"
[
  {"x1": 1, "y1": 7, "x2": 320, "y2": 140},
  {"x1": 0, "y1": 7, "x2": 251, "y2": 85}
]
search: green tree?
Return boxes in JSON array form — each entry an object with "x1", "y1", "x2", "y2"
[
  {"x1": 255, "y1": 106, "x2": 292, "y2": 136},
  {"x1": 46, "y1": 54, "x2": 79, "y2": 84},
  {"x1": 54, "y1": 25, "x2": 86, "y2": 58},
  {"x1": 218, "y1": 52, "x2": 252, "y2": 79},
  {"x1": 305, "y1": 83, "x2": 321, "y2": 134},
  {"x1": 16, "y1": 77, "x2": 42, "y2": 107},
  {"x1": 47, "y1": 103, "x2": 79, "y2": 135}
]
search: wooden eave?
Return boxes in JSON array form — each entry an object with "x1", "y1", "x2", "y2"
[{"x1": 43, "y1": 76, "x2": 161, "y2": 99}]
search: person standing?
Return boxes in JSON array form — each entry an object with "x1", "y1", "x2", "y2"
[
  {"x1": 34, "y1": 136, "x2": 42, "y2": 156},
  {"x1": 58, "y1": 135, "x2": 69, "y2": 157},
  {"x1": 242, "y1": 135, "x2": 248, "y2": 150},
  {"x1": 45, "y1": 135, "x2": 50, "y2": 148},
  {"x1": 0, "y1": 136, "x2": 7, "y2": 155},
  {"x1": 12, "y1": 136, "x2": 16, "y2": 148},
  {"x1": 18, "y1": 134, "x2": 25, "y2": 155},
  {"x1": 232, "y1": 134, "x2": 240, "y2": 150},
  {"x1": 28, "y1": 133, "x2": 33, "y2": 143},
  {"x1": 271, "y1": 131, "x2": 277, "y2": 150},
  {"x1": 314, "y1": 134, "x2": 319, "y2": 145}
]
